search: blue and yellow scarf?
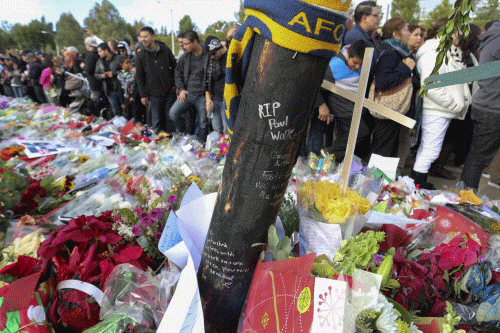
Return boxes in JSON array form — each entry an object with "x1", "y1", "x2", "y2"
[{"x1": 224, "y1": 0, "x2": 350, "y2": 135}]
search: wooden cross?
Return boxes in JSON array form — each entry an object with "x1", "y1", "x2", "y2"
[{"x1": 320, "y1": 48, "x2": 416, "y2": 191}]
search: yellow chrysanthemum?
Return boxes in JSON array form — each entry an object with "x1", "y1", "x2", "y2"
[{"x1": 298, "y1": 180, "x2": 371, "y2": 224}]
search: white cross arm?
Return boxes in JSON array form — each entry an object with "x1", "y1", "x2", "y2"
[{"x1": 321, "y1": 80, "x2": 416, "y2": 129}]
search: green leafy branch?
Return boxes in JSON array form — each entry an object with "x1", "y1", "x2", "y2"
[{"x1": 420, "y1": 0, "x2": 474, "y2": 96}]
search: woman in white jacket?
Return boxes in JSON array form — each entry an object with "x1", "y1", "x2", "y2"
[{"x1": 410, "y1": 18, "x2": 471, "y2": 189}]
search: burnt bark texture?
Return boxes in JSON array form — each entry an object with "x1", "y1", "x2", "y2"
[{"x1": 197, "y1": 34, "x2": 329, "y2": 332}]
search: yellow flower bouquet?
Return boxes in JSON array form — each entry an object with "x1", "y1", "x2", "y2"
[{"x1": 298, "y1": 180, "x2": 371, "y2": 224}]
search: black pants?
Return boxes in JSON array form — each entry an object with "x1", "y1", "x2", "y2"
[
  {"x1": 124, "y1": 98, "x2": 146, "y2": 123},
  {"x1": 149, "y1": 93, "x2": 176, "y2": 133},
  {"x1": 34, "y1": 84, "x2": 48, "y2": 104},
  {"x1": 461, "y1": 108, "x2": 500, "y2": 189},
  {"x1": 326, "y1": 115, "x2": 371, "y2": 162},
  {"x1": 370, "y1": 117, "x2": 401, "y2": 158}
]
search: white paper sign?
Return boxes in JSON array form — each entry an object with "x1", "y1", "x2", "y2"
[
  {"x1": 368, "y1": 154, "x2": 400, "y2": 182},
  {"x1": 312, "y1": 278, "x2": 347, "y2": 333},
  {"x1": 176, "y1": 193, "x2": 217, "y2": 271},
  {"x1": 158, "y1": 255, "x2": 205, "y2": 333}
]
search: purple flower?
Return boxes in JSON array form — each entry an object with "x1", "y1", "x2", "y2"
[
  {"x1": 149, "y1": 208, "x2": 163, "y2": 221},
  {"x1": 154, "y1": 190, "x2": 164, "y2": 196},
  {"x1": 141, "y1": 218, "x2": 154, "y2": 227},
  {"x1": 139, "y1": 212, "x2": 148, "y2": 220},
  {"x1": 167, "y1": 195, "x2": 177, "y2": 204},
  {"x1": 132, "y1": 225, "x2": 142, "y2": 236},
  {"x1": 374, "y1": 254, "x2": 384, "y2": 266}
]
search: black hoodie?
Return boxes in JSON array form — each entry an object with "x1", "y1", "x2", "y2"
[{"x1": 135, "y1": 41, "x2": 176, "y2": 98}]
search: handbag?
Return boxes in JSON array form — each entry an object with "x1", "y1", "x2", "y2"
[
  {"x1": 64, "y1": 75, "x2": 83, "y2": 91},
  {"x1": 368, "y1": 77, "x2": 413, "y2": 119}
]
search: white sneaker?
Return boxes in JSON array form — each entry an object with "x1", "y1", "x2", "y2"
[{"x1": 488, "y1": 181, "x2": 500, "y2": 189}]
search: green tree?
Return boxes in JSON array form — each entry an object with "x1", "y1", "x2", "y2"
[
  {"x1": 0, "y1": 21, "x2": 15, "y2": 52},
  {"x1": 84, "y1": 0, "x2": 133, "y2": 43},
  {"x1": 391, "y1": 0, "x2": 420, "y2": 24},
  {"x1": 204, "y1": 20, "x2": 230, "y2": 41},
  {"x1": 235, "y1": 0, "x2": 245, "y2": 23},
  {"x1": 9, "y1": 18, "x2": 54, "y2": 52},
  {"x1": 179, "y1": 15, "x2": 197, "y2": 32},
  {"x1": 56, "y1": 13, "x2": 84, "y2": 53},
  {"x1": 424, "y1": 0, "x2": 454, "y2": 28},
  {"x1": 473, "y1": 0, "x2": 500, "y2": 28}
]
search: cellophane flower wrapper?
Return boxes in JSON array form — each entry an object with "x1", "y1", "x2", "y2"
[
  {"x1": 100, "y1": 263, "x2": 179, "y2": 328},
  {"x1": 46, "y1": 182, "x2": 137, "y2": 221}
]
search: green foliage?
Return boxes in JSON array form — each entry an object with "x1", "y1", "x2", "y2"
[
  {"x1": 355, "y1": 308, "x2": 380, "y2": 332},
  {"x1": 420, "y1": 0, "x2": 475, "y2": 95},
  {"x1": 178, "y1": 15, "x2": 197, "y2": 33},
  {"x1": 9, "y1": 17, "x2": 55, "y2": 52},
  {"x1": 83, "y1": 0, "x2": 134, "y2": 43},
  {"x1": 443, "y1": 301, "x2": 467, "y2": 333},
  {"x1": 235, "y1": 0, "x2": 246, "y2": 23},
  {"x1": 277, "y1": 193, "x2": 300, "y2": 238},
  {"x1": 56, "y1": 13, "x2": 84, "y2": 53},
  {"x1": 267, "y1": 225, "x2": 292, "y2": 261},
  {"x1": 473, "y1": 0, "x2": 500, "y2": 28},
  {"x1": 332, "y1": 230, "x2": 386, "y2": 276},
  {"x1": 311, "y1": 255, "x2": 336, "y2": 278},
  {"x1": 204, "y1": 20, "x2": 231, "y2": 42},
  {"x1": 390, "y1": 0, "x2": 421, "y2": 24},
  {"x1": 253, "y1": 225, "x2": 292, "y2": 262},
  {"x1": 424, "y1": 0, "x2": 454, "y2": 29}
]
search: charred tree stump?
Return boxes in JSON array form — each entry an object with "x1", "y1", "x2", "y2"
[{"x1": 197, "y1": 34, "x2": 329, "y2": 332}]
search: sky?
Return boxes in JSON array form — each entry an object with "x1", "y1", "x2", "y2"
[
  {"x1": 0, "y1": 0, "x2": 446, "y2": 33},
  {"x1": 0, "y1": 0, "x2": 243, "y2": 33}
]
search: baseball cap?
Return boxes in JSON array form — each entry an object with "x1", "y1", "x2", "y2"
[
  {"x1": 35, "y1": 51, "x2": 43, "y2": 55},
  {"x1": 66, "y1": 46, "x2": 79, "y2": 53},
  {"x1": 205, "y1": 36, "x2": 223, "y2": 55},
  {"x1": 84, "y1": 36, "x2": 99, "y2": 47}
]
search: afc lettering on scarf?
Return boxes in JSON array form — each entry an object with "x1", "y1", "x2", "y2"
[{"x1": 288, "y1": 12, "x2": 344, "y2": 41}]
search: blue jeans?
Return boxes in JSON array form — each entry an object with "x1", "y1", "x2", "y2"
[
  {"x1": 107, "y1": 91, "x2": 122, "y2": 117},
  {"x1": 169, "y1": 93, "x2": 208, "y2": 142},
  {"x1": 211, "y1": 100, "x2": 228, "y2": 134},
  {"x1": 149, "y1": 93, "x2": 176, "y2": 132},
  {"x1": 12, "y1": 86, "x2": 23, "y2": 98},
  {"x1": 3, "y1": 85, "x2": 14, "y2": 98}
]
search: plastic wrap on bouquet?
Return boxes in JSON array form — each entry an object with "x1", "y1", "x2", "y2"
[{"x1": 99, "y1": 263, "x2": 179, "y2": 329}]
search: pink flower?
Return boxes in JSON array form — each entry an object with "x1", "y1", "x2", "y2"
[
  {"x1": 167, "y1": 195, "x2": 177, "y2": 204},
  {"x1": 140, "y1": 218, "x2": 153, "y2": 227},
  {"x1": 132, "y1": 225, "x2": 142, "y2": 236}
]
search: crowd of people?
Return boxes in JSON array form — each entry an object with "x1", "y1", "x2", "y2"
[
  {"x1": 0, "y1": 26, "x2": 237, "y2": 143},
  {"x1": 301, "y1": 2, "x2": 500, "y2": 192},
  {"x1": 0, "y1": 5, "x2": 499, "y2": 193}
]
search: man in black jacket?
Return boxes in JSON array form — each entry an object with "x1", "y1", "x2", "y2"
[
  {"x1": 27, "y1": 53, "x2": 47, "y2": 104},
  {"x1": 169, "y1": 30, "x2": 209, "y2": 142},
  {"x1": 136, "y1": 26, "x2": 177, "y2": 133},
  {"x1": 84, "y1": 37, "x2": 105, "y2": 115},
  {"x1": 95, "y1": 43, "x2": 122, "y2": 117}
]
